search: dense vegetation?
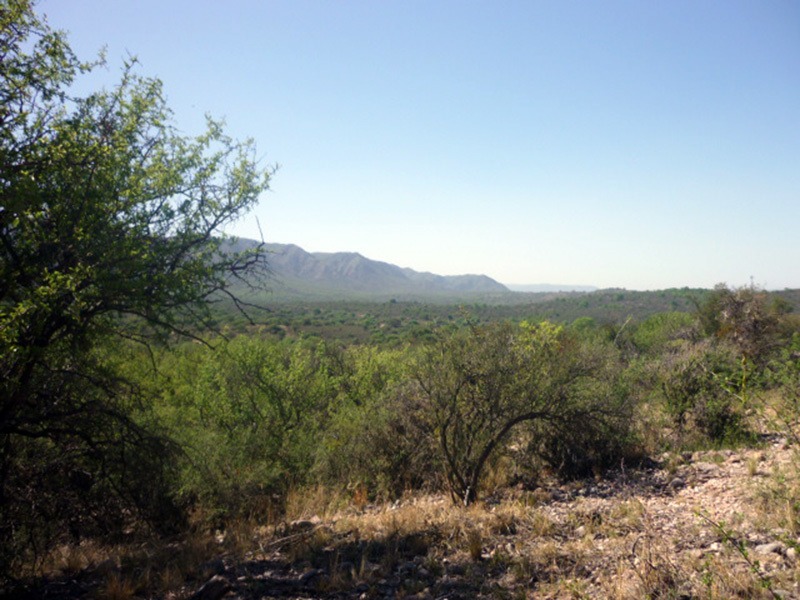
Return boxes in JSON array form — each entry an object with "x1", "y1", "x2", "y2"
[
  {"x1": 4, "y1": 4, "x2": 800, "y2": 595},
  {"x1": 217, "y1": 288, "x2": 800, "y2": 345},
  {"x1": 8, "y1": 277, "x2": 800, "y2": 579}
]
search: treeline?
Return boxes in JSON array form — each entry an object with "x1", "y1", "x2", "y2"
[{"x1": 216, "y1": 288, "x2": 800, "y2": 346}]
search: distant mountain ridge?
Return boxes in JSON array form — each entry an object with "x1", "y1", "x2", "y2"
[{"x1": 242, "y1": 241, "x2": 509, "y2": 299}]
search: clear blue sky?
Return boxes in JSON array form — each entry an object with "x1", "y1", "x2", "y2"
[{"x1": 40, "y1": 1, "x2": 800, "y2": 290}]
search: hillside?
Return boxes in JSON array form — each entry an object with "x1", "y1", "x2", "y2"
[
  {"x1": 182, "y1": 438, "x2": 799, "y2": 599},
  {"x1": 23, "y1": 436, "x2": 800, "y2": 599},
  {"x1": 248, "y1": 242, "x2": 509, "y2": 300}
]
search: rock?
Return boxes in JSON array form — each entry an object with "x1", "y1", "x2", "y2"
[
  {"x1": 298, "y1": 568, "x2": 324, "y2": 584},
  {"x1": 290, "y1": 516, "x2": 320, "y2": 531},
  {"x1": 667, "y1": 477, "x2": 685, "y2": 490},
  {"x1": 446, "y1": 563, "x2": 466, "y2": 576},
  {"x1": 188, "y1": 575, "x2": 231, "y2": 600},
  {"x1": 403, "y1": 591, "x2": 433, "y2": 600},
  {"x1": 92, "y1": 558, "x2": 117, "y2": 576},
  {"x1": 755, "y1": 542, "x2": 784, "y2": 556},
  {"x1": 338, "y1": 560, "x2": 354, "y2": 573},
  {"x1": 693, "y1": 463, "x2": 721, "y2": 480},
  {"x1": 694, "y1": 462, "x2": 719, "y2": 473},
  {"x1": 398, "y1": 561, "x2": 416, "y2": 573},
  {"x1": 786, "y1": 547, "x2": 797, "y2": 561}
]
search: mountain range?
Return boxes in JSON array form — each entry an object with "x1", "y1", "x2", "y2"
[
  {"x1": 224, "y1": 239, "x2": 599, "y2": 301},
  {"x1": 251, "y1": 242, "x2": 507, "y2": 299}
]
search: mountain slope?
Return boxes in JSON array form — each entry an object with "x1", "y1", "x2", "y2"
[{"x1": 249, "y1": 241, "x2": 509, "y2": 299}]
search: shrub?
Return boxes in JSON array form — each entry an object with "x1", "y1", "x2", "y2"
[
  {"x1": 413, "y1": 321, "x2": 638, "y2": 504},
  {"x1": 657, "y1": 340, "x2": 751, "y2": 446},
  {"x1": 314, "y1": 346, "x2": 439, "y2": 500},
  {"x1": 157, "y1": 337, "x2": 334, "y2": 521}
]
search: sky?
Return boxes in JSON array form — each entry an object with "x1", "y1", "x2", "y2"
[{"x1": 39, "y1": 1, "x2": 800, "y2": 290}]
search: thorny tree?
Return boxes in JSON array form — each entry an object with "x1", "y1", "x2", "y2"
[
  {"x1": 0, "y1": 0, "x2": 272, "y2": 573},
  {"x1": 415, "y1": 321, "x2": 627, "y2": 506}
]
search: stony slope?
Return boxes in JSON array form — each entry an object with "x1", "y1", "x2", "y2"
[
  {"x1": 17, "y1": 436, "x2": 800, "y2": 599},
  {"x1": 171, "y1": 437, "x2": 799, "y2": 599}
]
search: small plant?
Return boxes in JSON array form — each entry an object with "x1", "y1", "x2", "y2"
[
  {"x1": 748, "y1": 455, "x2": 760, "y2": 477},
  {"x1": 628, "y1": 534, "x2": 686, "y2": 599},
  {"x1": 352, "y1": 482, "x2": 369, "y2": 510},
  {"x1": 697, "y1": 512, "x2": 781, "y2": 599},
  {"x1": 528, "y1": 510, "x2": 557, "y2": 537},
  {"x1": 97, "y1": 573, "x2": 137, "y2": 600},
  {"x1": 465, "y1": 527, "x2": 484, "y2": 561}
]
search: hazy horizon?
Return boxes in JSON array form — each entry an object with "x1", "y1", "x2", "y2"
[
  {"x1": 251, "y1": 239, "x2": 778, "y2": 293},
  {"x1": 41, "y1": 1, "x2": 800, "y2": 291}
]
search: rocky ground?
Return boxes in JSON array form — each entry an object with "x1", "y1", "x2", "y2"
[
  {"x1": 11, "y1": 436, "x2": 800, "y2": 599},
  {"x1": 178, "y1": 435, "x2": 800, "y2": 600}
]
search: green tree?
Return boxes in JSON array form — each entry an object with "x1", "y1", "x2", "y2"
[
  {"x1": 156, "y1": 338, "x2": 332, "y2": 520},
  {"x1": 0, "y1": 1, "x2": 271, "y2": 572}
]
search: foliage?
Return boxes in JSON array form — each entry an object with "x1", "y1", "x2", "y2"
[
  {"x1": 412, "y1": 321, "x2": 635, "y2": 505},
  {"x1": 696, "y1": 284, "x2": 784, "y2": 366},
  {"x1": 313, "y1": 345, "x2": 438, "y2": 499},
  {"x1": 526, "y1": 335, "x2": 639, "y2": 480},
  {"x1": 0, "y1": 1, "x2": 270, "y2": 575},
  {"x1": 657, "y1": 340, "x2": 752, "y2": 446},
  {"x1": 157, "y1": 339, "x2": 436, "y2": 513},
  {"x1": 155, "y1": 337, "x2": 334, "y2": 520},
  {"x1": 763, "y1": 333, "x2": 800, "y2": 442},
  {"x1": 631, "y1": 311, "x2": 698, "y2": 355}
]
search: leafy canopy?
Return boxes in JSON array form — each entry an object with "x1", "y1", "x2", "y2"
[{"x1": 0, "y1": 0, "x2": 272, "y2": 572}]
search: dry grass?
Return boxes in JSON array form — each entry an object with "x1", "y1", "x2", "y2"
[
  {"x1": 284, "y1": 484, "x2": 347, "y2": 521},
  {"x1": 752, "y1": 454, "x2": 800, "y2": 535},
  {"x1": 22, "y1": 431, "x2": 800, "y2": 600},
  {"x1": 27, "y1": 519, "x2": 257, "y2": 599},
  {"x1": 95, "y1": 572, "x2": 137, "y2": 600}
]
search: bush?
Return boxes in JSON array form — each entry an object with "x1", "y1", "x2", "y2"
[
  {"x1": 314, "y1": 346, "x2": 439, "y2": 500},
  {"x1": 525, "y1": 335, "x2": 640, "y2": 481},
  {"x1": 412, "y1": 321, "x2": 638, "y2": 504},
  {"x1": 632, "y1": 312, "x2": 698, "y2": 355},
  {"x1": 657, "y1": 340, "x2": 751, "y2": 446},
  {"x1": 156, "y1": 337, "x2": 334, "y2": 521}
]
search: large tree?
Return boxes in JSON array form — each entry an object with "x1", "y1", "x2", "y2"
[{"x1": 0, "y1": 0, "x2": 272, "y2": 572}]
